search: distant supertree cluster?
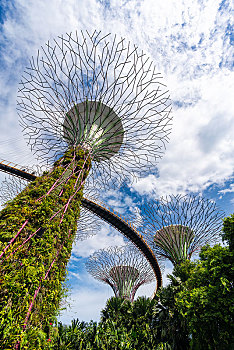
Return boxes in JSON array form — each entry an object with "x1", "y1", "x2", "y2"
[
  {"x1": 140, "y1": 194, "x2": 224, "y2": 265},
  {"x1": 86, "y1": 244, "x2": 156, "y2": 302}
]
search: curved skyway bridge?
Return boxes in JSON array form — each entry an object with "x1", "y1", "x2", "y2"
[{"x1": 0, "y1": 159, "x2": 162, "y2": 296}]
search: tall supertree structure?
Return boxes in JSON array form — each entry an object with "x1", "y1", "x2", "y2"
[
  {"x1": 0, "y1": 31, "x2": 171, "y2": 348},
  {"x1": 140, "y1": 194, "x2": 224, "y2": 266},
  {"x1": 86, "y1": 244, "x2": 156, "y2": 302}
]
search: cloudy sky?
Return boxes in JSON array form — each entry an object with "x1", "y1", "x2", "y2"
[{"x1": 0, "y1": 0, "x2": 233, "y2": 323}]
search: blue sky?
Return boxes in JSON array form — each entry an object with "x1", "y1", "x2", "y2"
[{"x1": 0, "y1": 0, "x2": 233, "y2": 323}]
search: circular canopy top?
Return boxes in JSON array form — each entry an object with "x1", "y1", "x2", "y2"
[
  {"x1": 155, "y1": 224, "x2": 194, "y2": 242},
  {"x1": 63, "y1": 101, "x2": 124, "y2": 161},
  {"x1": 154, "y1": 224, "x2": 195, "y2": 263}
]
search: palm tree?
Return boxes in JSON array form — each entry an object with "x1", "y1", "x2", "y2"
[{"x1": 100, "y1": 297, "x2": 132, "y2": 326}]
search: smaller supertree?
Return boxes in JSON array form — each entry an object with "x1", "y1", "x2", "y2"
[
  {"x1": 0, "y1": 30, "x2": 172, "y2": 348},
  {"x1": 140, "y1": 194, "x2": 224, "y2": 266},
  {"x1": 86, "y1": 244, "x2": 155, "y2": 302}
]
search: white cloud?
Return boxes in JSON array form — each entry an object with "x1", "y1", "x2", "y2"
[
  {"x1": 220, "y1": 184, "x2": 234, "y2": 194},
  {"x1": 0, "y1": 0, "x2": 233, "y2": 323},
  {"x1": 69, "y1": 272, "x2": 81, "y2": 280},
  {"x1": 131, "y1": 72, "x2": 234, "y2": 197},
  {"x1": 72, "y1": 222, "x2": 126, "y2": 258},
  {"x1": 58, "y1": 284, "x2": 111, "y2": 323},
  {"x1": 218, "y1": 183, "x2": 234, "y2": 195}
]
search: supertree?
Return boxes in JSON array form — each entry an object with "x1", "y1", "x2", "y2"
[
  {"x1": 0, "y1": 30, "x2": 171, "y2": 348},
  {"x1": 140, "y1": 194, "x2": 224, "y2": 266},
  {"x1": 86, "y1": 243, "x2": 157, "y2": 302}
]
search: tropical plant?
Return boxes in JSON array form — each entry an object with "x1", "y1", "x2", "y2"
[
  {"x1": 175, "y1": 244, "x2": 234, "y2": 349},
  {"x1": 222, "y1": 213, "x2": 234, "y2": 250},
  {"x1": 0, "y1": 147, "x2": 90, "y2": 349},
  {"x1": 153, "y1": 273, "x2": 190, "y2": 350}
]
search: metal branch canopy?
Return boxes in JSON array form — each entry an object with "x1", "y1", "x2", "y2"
[
  {"x1": 140, "y1": 194, "x2": 224, "y2": 265},
  {"x1": 0, "y1": 173, "x2": 102, "y2": 241},
  {"x1": 86, "y1": 244, "x2": 156, "y2": 302},
  {"x1": 0, "y1": 30, "x2": 171, "y2": 348},
  {"x1": 17, "y1": 30, "x2": 172, "y2": 188},
  {"x1": 0, "y1": 165, "x2": 163, "y2": 295}
]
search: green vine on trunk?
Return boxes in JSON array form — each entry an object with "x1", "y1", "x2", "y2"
[{"x1": 0, "y1": 147, "x2": 91, "y2": 349}]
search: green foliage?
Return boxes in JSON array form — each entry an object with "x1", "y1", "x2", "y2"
[
  {"x1": 1, "y1": 152, "x2": 232, "y2": 350},
  {"x1": 100, "y1": 297, "x2": 132, "y2": 326},
  {"x1": 100, "y1": 296, "x2": 159, "y2": 348},
  {"x1": 222, "y1": 213, "x2": 234, "y2": 250},
  {"x1": 153, "y1": 274, "x2": 191, "y2": 350},
  {"x1": 52, "y1": 319, "x2": 97, "y2": 350},
  {"x1": 151, "y1": 212, "x2": 234, "y2": 350},
  {"x1": 0, "y1": 147, "x2": 91, "y2": 349},
  {"x1": 175, "y1": 244, "x2": 234, "y2": 349},
  {"x1": 51, "y1": 297, "x2": 166, "y2": 350}
]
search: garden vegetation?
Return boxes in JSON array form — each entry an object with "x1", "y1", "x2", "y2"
[
  {"x1": 0, "y1": 205, "x2": 233, "y2": 349},
  {"x1": 13, "y1": 212, "x2": 232, "y2": 350}
]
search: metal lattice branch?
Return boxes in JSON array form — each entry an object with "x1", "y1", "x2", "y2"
[
  {"x1": 0, "y1": 165, "x2": 163, "y2": 295},
  {"x1": 0, "y1": 176, "x2": 26, "y2": 204},
  {"x1": 17, "y1": 30, "x2": 172, "y2": 189},
  {"x1": 0, "y1": 164, "x2": 46, "y2": 204},
  {"x1": 140, "y1": 194, "x2": 224, "y2": 265},
  {"x1": 86, "y1": 243, "x2": 158, "y2": 302},
  {"x1": 0, "y1": 30, "x2": 172, "y2": 347},
  {"x1": 0, "y1": 174, "x2": 100, "y2": 241}
]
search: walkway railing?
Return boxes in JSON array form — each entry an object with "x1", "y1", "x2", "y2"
[{"x1": 0, "y1": 159, "x2": 36, "y2": 181}]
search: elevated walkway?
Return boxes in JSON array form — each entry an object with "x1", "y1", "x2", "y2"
[
  {"x1": 0, "y1": 159, "x2": 36, "y2": 181},
  {"x1": 0, "y1": 161, "x2": 162, "y2": 295}
]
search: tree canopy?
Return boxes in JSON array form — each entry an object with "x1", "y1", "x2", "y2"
[{"x1": 49, "y1": 212, "x2": 234, "y2": 350}]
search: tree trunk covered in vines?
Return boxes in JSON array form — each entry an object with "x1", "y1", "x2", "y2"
[{"x1": 0, "y1": 147, "x2": 91, "y2": 349}]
